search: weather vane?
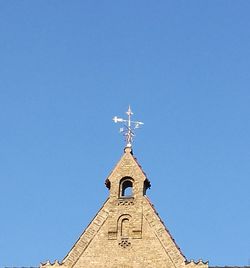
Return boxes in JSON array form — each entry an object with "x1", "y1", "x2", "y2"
[{"x1": 113, "y1": 106, "x2": 144, "y2": 148}]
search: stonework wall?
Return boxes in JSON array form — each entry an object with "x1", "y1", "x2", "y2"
[{"x1": 41, "y1": 148, "x2": 208, "y2": 268}]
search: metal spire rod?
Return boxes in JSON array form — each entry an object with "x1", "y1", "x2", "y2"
[{"x1": 113, "y1": 106, "x2": 144, "y2": 148}]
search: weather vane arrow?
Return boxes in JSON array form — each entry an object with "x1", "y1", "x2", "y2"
[{"x1": 113, "y1": 106, "x2": 144, "y2": 148}]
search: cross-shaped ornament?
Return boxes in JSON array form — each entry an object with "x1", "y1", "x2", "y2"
[{"x1": 113, "y1": 106, "x2": 144, "y2": 148}]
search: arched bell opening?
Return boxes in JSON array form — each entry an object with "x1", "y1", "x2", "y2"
[{"x1": 119, "y1": 177, "x2": 134, "y2": 198}]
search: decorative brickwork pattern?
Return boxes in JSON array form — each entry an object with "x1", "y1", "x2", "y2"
[{"x1": 119, "y1": 239, "x2": 131, "y2": 249}]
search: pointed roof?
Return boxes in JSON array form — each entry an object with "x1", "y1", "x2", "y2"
[
  {"x1": 41, "y1": 148, "x2": 208, "y2": 268},
  {"x1": 105, "y1": 147, "x2": 150, "y2": 191}
]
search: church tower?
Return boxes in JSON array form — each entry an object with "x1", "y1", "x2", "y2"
[{"x1": 41, "y1": 107, "x2": 208, "y2": 268}]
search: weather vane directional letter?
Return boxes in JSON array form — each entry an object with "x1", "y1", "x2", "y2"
[{"x1": 113, "y1": 106, "x2": 144, "y2": 148}]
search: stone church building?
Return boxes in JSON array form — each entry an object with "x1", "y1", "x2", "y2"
[
  {"x1": 39, "y1": 107, "x2": 248, "y2": 268},
  {"x1": 40, "y1": 144, "x2": 248, "y2": 268},
  {"x1": 41, "y1": 146, "x2": 206, "y2": 268}
]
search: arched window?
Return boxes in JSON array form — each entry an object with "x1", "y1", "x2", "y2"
[
  {"x1": 117, "y1": 214, "x2": 132, "y2": 239},
  {"x1": 120, "y1": 177, "x2": 133, "y2": 197}
]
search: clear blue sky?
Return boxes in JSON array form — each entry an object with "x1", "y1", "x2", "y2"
[{"x1": 0, "y1": 1, "x2": 250, "y2": 266}]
